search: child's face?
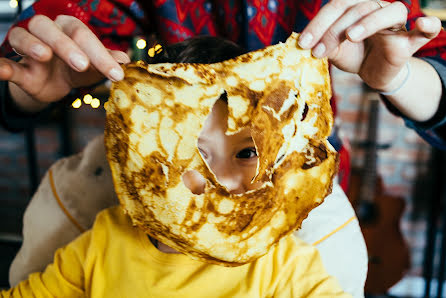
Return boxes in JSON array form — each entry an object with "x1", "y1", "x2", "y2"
[{"x1": 182, "y1": 100, "x2": 263, "y2": 195}]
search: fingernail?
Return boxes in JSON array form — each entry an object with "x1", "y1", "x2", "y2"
[
  {"x1": 312, "y1": 43, "x2": 326, "y2": 58},
  {"x1": 421, "y1": 18, "x2": 432, "y2": 27},
  {"x1": 348, "y1": 25, "x2": 365, "y2": 40},
  {"x1": 31, "y1": 44, "x2": 45, "y2": 58},
  {"x1": 109, "y1": 67, "x2": 124, "y2": 81},
  {"x1": 69, "y1": 53, "x2": 88, "y2": 71},
  {"x1": 299, "y1": 33, "x2": 313, "y2": 48}
]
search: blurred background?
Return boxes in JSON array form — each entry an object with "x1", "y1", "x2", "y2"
[{"x1": 1, "y1": 0, "x2": 446, "y2": 297}]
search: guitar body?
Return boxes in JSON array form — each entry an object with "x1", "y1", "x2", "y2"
[{"x1": 348, "y1": 171, "x2": 410, "y2": 294}]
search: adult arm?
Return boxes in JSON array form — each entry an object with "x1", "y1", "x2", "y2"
[
  {"x1": 0, "y1": 80, "x2": 52, "y2": 132},
  {"x1": 0, "y1": 14, "x2": 130, "y2": 109},
  {"x1": 299, "y1": 0, "x2": 446, "y2": 148},
  {"x1": 0, "y1": 0, "x2": 140, "y2": 131},
  {"x1": 376, "y1": 56, "x2": 446, "y2": 149}
]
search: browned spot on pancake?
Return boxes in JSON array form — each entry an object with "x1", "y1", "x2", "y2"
[
  {"x1": 122, "y1": 77, "x2": 138, "y2": 86},
  {"x1": 230, "y1": 84, "x2": 263, "y2": 108},
  {"x1": 189, "y1": 223, "x2": 202, "y2": 231},
  {"x1": 122, "y1": 174, "x2": 139, "y2": 200},
  {"x1": 239, "y1": 54, "x2": 252, "y2": 63},
  {"x1": 283, "y1": 103, "x2": 299, "y2": 122},
  {"x1": 211, "y1": 188, "x2": 276, "y2": 235},
  {"x1": 263, "y1": 82, "x2": 291, "y2": 114},
  {"x1": 171, "y1": 103, "x2": 193, "y2": 123},
  {"x1": 251, "y1": 111, "x2": 284, "y2": 182},
  {"x1": 235, "y1": 214, "x2": 253, "y2": 232},
  {"x1": 207, "y1": 201, "x2": 216, "y2": 213},
  {"x1": 194, "y1": 64, "x2": 217, "y2": 84},
  {"x1": 131, "y1": 152, "x2": 168, "y2": 196},
  {"x1": 302, "y1": 141, "x2": 328, "y2": 170},
  {"x1": 105, "y1": 112, "x2": 130, "y2": 165},
  {"x1": 130, "y1": 94, "x2": 139, "y2": 105}
]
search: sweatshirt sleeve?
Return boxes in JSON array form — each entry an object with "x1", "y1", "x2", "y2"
[
  {"x1": 0, "y1": 0, "x2": 149, "y2": 59},
  {"x1": 0, "y1": 80, "x2": 59, "y2": 132},
  {"x1": 0, "y1": 230, "x2": 91, "y2": 298},
  {"x1": 382, "y1": 57, "x2": 446, "y2": 150},
  {"x1": 0, "y1": 0, "x2": 149, "y2": 132},
  {"x1": 374, "y1": 0, "x2": 446, "y2": 149}
]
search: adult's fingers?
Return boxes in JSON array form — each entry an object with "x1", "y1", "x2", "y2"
[
  {"x1": 414, "y1": 16, "x2": 442, "y2": 40},
  {"x1": 345, "y1": 1, "x2": 408, "y2": 42},
  {"x1": 54, "y1": 15, "x2": 124, "y2": 81},
  {"x1": 312, "y1": 0, "x2": 381, "y2": 58},
  {"x1": 27, "y1": 15, "x2": 90, "y2": 72},
  {"x1": 8, "y1": 27, "x2": 52, "y2": 61},
  {"x1": 298, "y1": 0, "x2": 364, "y2": 49},
  {"x1": 108, "y1": 49, "x2": 131, "y2": 65}
]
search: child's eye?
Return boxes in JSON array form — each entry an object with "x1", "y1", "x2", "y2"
[{"x1": 236, "y1": 147, "x2": 257, "y2": 159}]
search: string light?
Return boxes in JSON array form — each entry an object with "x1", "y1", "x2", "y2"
[
  {"x1": 83, "y1": 94, "x2": 93, "y2": 104},
  {"x1": 72, "y1": 94, "x2": 102, "y2": 109},
  {"x1": 148, "y1": 44, "x2": 163, "y2": 57},
  {"x1": 136, "y1": 39, "x2": 147, "y2": 50},
  {"x1": 9, "y1": 0, "x2": 18, "y2": 8},
  {"x1": 72, "y1": 98, "x2": 82, "y2": 109},
  {"x1": 91, "y1": 98, "x2": 101, "y2": 109}
]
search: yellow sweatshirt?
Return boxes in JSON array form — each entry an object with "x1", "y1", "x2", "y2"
[{"x1": 2, "y1": 206, "x2": 351, "y2": 298}]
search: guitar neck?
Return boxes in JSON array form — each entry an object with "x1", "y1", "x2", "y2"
[{"x1": 360, "y1": 98, "x2": 380, "y2": 203}]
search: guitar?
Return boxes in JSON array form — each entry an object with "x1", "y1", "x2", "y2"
[{"x1": 347, "y1": 96, "x2": 410, "y2": 294}]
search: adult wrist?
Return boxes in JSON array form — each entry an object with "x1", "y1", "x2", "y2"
[{"x1": 375, "y1": 62, "x2": 411, "y2": 96}]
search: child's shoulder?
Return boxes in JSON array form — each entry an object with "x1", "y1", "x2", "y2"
[{"x1": 91, "y1": 205, "x2": 135, "y2": 235}]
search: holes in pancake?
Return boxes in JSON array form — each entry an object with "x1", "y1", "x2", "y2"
[
  {"x1": 182, "y1": 170, "x2": 206, "y2": 195},
  {"x1": 301, "y1": 103, "x2": 309, "y2": 121},
  {"x1": 197, "y1": 98, "x2": 261, "y2": 194}
]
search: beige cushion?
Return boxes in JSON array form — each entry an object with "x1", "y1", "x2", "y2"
[{"x1": 9, "y1": 135, "x2": 118, "y2": 285}]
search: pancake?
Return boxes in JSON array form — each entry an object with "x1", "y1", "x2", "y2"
[{"x1": 104, "y1": 32, "x2": 338, "y2": 266}]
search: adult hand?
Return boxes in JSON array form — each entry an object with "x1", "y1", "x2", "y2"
[
  {"x1": 0, "y1": 15, "x2": 130, "y2": 105},
  {"x1": 298, "y1": 0, "x2": 442, "y2": 92}
]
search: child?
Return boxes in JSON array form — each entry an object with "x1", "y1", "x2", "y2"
[{"x1": 3, "y1": 36, "x2": 365, "y2": 297}]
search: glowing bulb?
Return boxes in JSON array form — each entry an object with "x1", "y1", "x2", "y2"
[
  {"x1": 148, "y1": 47, "x2": 155, "y2": 57},
  {"x1": 148, "y1": 44, "x2": 163, "y2": 57},
  {"x1": 136, "y1": 39, "x2": 147, "y2": 50},
  {"x1": 9, "y1": 0, "x2": 18, "y2": 8},
  {"x1": 83, "y1": 94, "x2": 93, "y2": 104},
  {"x1": 72, "y1": 98, "x2": 82, "y2": 109},
  {"x1": 91, "y1": 98, "x2": 100, "y2": 109}
]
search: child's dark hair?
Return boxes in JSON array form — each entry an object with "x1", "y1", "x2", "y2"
[{"x1": 147, "y1": 36, "x2": 247, "y2": 64}]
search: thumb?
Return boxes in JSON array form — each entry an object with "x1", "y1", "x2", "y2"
[
  {"x1": 408, "y1": 16, "x2": 442, "y2": 53},
  {"x1": 0, "y1": 58, "x2": 31, "y2": 89}
]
